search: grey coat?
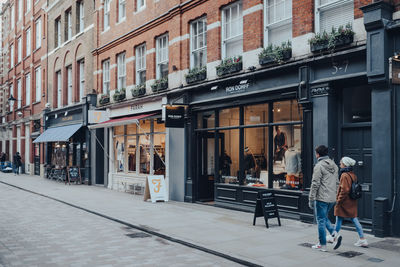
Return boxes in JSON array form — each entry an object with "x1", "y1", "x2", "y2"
[{"x1": 309, "y1": 156, "x2": 339, "y2": 203}]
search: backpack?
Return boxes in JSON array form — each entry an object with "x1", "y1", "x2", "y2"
[{"x1": 349, "y1": 173, "x2": 362, "y2": 200}]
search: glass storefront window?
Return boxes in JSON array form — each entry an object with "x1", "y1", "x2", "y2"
[
  {"x1": 244, "y1": 103, "x2": 268, "y2": 125},
  {"x1": 154, "y1": 119, "x2": 166, "y2": 133},
  {"x1": 273, "y1": 100, "x2": 302, "y2": 122},
  {"x1": 139, "y1": 135, "x2": 151, "y2": 174},
  {"x1": 52, "y1": 142, "x2": 67, "y2": 168},
  {"x1": 219, "y1": 108, "x2": 239, "y2": 127},
  {"x1": 219, "y1": 129, "x2": 239, "y2": 183},
  {"x1": 138, "y1": 119, "x2": 151, "y2": 134},
  {"x1": 127, "y1": 123, "x2": 137, "y2": 135},
  {"x1": 115, "y1": 125, "x2": 125, "y2": 135},
  {"x1": 243, "y1": 127, "x2": 269, "y2": 185},
  {"x1": 343, "y1": 87, "x2": 371, "y2": 123},
  {"x1": 153, "y1": 134, "x2": 166, "y2": 175},
  {"x1": 127, "y1": 136, "x2": 136, "y2": 172},
  {"x1": 272, "y1": 124, "x2": 302, "y2": 188},
  {"x1": 114, "y1": 136, "x2": 125, "y2": 172},
  {"x1": 197, "y1": 111, "x2": 215, "y2": 128}
]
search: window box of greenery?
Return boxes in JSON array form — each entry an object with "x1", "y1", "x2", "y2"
[
  {"x1": 131, "y1": 84, "x2": 146, "y2": 98},
  {"x1": 309, "y1": 23, "x2": 354, "y2": 53},
  {"x1": 216, "y1": 56, "x2": 242, "y2": 76},
  {"x1": 99, "y1": 94, "x2": 110, "y2": 106},
  {"x1": 151, "y1": 77, "x2": 168, "y2": 93},
  {"x1": 258, "y1": 41, "x2": 292, "y2": 65},
  {"x1": 113, "y1": 88, "x2": 126, "y2": 102},
  {"x1": 185, "y1": 67, "x2": 207, "y2": 84}
]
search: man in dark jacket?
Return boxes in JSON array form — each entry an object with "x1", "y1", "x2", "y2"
[
  {"x1": 13, "y1": 152, "x2": 22, "y2": 175},
  {"x1": 309, "y1": 145, "x2": 339, "y2": 251}
]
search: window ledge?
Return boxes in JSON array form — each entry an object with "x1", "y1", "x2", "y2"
[
  {"x1": 101, "y1": 27, "x2": 110, "y2": 34},
  {"x1": 134, "y1": 6, "x2": 146, "y2": 15},
  {"x1": 76, "y1": 31, "x2": 84, "y2": 38},
  {"x1": 23, "y1": 55, "x2": 31, "y2": 61},
  {"x1": 32, "y1": 101, "x2": 41, "y2": 105},
  {"x1": 116, "y1": 18, "x2": 126, "y2": 25}
]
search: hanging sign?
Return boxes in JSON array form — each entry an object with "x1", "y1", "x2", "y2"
[
  {"x1": 144, "y1": 175, "x2": 167, "y2": 203},
  {"x1": 165, "y1": 106, "x2": 185, "y2": 128},
  {"x1": 253, "y1": 191, "x2": 281, "y2": 228}
]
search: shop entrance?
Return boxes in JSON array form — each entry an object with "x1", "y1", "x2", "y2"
[
  {"x1": 34, "y1": 143, "x2": 40, "y2": 175},
  {"x1": 196, "y1": 132, "x2": 217, "y2": 202},
  {"x1": 342, "y1": 126, "x2": 372, "y2": 222}
]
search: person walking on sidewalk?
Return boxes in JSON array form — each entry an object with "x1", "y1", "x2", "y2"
[
  {"x1": 331, "y1": 156, "x2": 368, "y2": 250},
  {"x1": 309, "y1": 145, "x2": 339, "y2": 251},
  {"x1": 13, "y1": 152, "x2": 22, "y2": 175}
]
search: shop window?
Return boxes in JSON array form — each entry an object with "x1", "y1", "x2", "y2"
[
  {"x1": 127, "y1": 136, "x2": 136, "y2": 172},
  {"x1": 114, "y1": 136, "x2": 125, "y2": 172},
  {"x1": 153, "y1": 134, "x2": 165, "y2": 175},
  {"x1": 273, "y1": 99, "x2": 301, "y2": 122},
  {"x1": 222, "y1": 1, "x2": 243, "y2": 59},
  {"x1": 115, "y1": 125, "x2": 124, "y2": 135},
  {"x1": 219, "y1": 129, "x2": 239, "y2": 182},
  {"x1": 243, "y1": 127, "x2": 269, "y2": 185},
  {"x1": 244, "y1": 103, "x2": 268, "y2": 125},
  {"x1": 52, "y1": 143, "x2": 67, "y2": 168},
  {"x1": 127, "y1": 123, "x2": 137, "y2": 134},
  {"x1": 315, "y1": 0, "x2": 354, "y2": 33},
  {"x1": 197, "y1": 111, "x2": 215, "y2": 129},
  {"x1": 139, "y1": 135, "x2": 151, "y2": 174},
  {"x1": 138, "y1": 119, "x2": 150, "y2": 134},
  {"x1": 272, "y1": 124, "x2": 302, "y2": 188},
  {"x1": 219, "y1": 107, "x2": 239, "y2": 127},
  {"x1": 154, "y1": 119, "x2": 166, "y2": 133},
  {"x1": 343, "y1": 87, "x2": 371, "y2": 123}
]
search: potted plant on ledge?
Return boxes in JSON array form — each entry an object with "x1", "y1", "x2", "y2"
[
  {"x1": 113, "y1": 88, "x2": 126, "y2": 102},
  {"x1": 151, "y1": 77, "x2": 168, "y2": 93},
  {"x1": 131, "y1": 84, "x2": 146, "y2": 97},
  {"x1": 258, "y1": 41, "x2": 292, "y2": 65},
  {"x1": 216, "y1": 56, "x2": 242, "y2": 76},
  {"x1": 309, "y1": 23, "x2": 354, "y2": 53},
  {"x1": 185, "y1": 66, "x2": 207, "y2": 84},
  {"x1": 99, "y1": 93, "x2": 110, "y2": 106}
]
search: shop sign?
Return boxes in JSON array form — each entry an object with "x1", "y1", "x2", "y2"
[
  {"x1": 165, "y1": 106, "x2": 185, "y2": 128},
  {"x1": 225, "y1": 81, "x2": 250, "y2": 95},
  {"x1": 109, "y1": 99, "x2": 164, "y2": 118},
  {"x1": 88, "y1": 110, "x2": 109, "y2": 124},
  {"x1": 253, "y1": 191, "x2": 281, "y2": 228},
  {"x1": 144, "y1": 175, "x2": 167, "y2": 203}
]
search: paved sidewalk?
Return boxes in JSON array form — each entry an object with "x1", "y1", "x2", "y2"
[{"x1": 0, "y1": 173, "x2": 399, "y2": 267}]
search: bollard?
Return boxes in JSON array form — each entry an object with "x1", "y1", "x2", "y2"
[{"x1": 373, "y1": 197, "x2": 390, "y2": 237}]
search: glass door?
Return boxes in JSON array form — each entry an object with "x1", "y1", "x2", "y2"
[{"x1": 196, "y1": 132, "x2": 215, "y2": 202}]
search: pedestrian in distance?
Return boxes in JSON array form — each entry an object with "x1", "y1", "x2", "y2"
[
  {"x1": 329, "y1": 156, "x2": 368, "y2": 250},
  {"x1": 13, "y1": 152, "x2": 22, "y2": 175},
  {"x1": 309, "y1": 145, "x2": 339, "y2": 252}
]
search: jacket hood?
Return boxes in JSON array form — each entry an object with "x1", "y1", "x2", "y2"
[{"x1": 319, "y1": 158, "x2": 337, "y2": 174}]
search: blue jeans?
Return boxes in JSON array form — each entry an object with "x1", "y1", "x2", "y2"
[
  {"x1": 13, "y1": 164, "x2": 19, "y2": 174},
  {"x1": 316, "y1": 201, "x2": 335, "y2": 245},
  {"x1": 335, "y1": 216, "x2": 364, "y2": 238}
]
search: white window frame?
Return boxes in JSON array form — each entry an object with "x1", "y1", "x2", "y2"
[
  {"x1": 67, "y1": 11, "x2": 72, "y2": 40},
  {"x1": 35, "y1": 18, "x2": 41, "y2": 49},
  {"x1": 118, "y1": 0, "x2": 126, "y2": 22},
  {"x1": 18, "y1": 0, "x2": 22, "y2": 21},
  {"x1": 55, "y1": 18, "x2": 61, "y2": 47},
  {"x1": 17, "y1": 37, "x2": 22, "y2": 63},
  {"x1": 221, "y1": 1, "x2": 243, "y2": 59},
  {"x1": 190, "y1": 17, "x2": 207, "y2": 69},
  {"x1": 78, "y1": 1, "x2": 84, "y2": 33},
  {"x1": 35, "y1": 67, "x2": 41, "y2": 102},
  {"x1": 17, "y1": 79, "x2": 22, "y2": 109},
  {"x1": 79, "y1": 60, "x2": 85, "y2": 101},
  {"x1": 156, "y1": 34, "x2": 169, "y2": 79},
  {"x1": 137, "y1": 0, "x2": 146, "y2": 11},
  {"x1": 25, "y1": 73, "x2": 31, "y2": 106},
  {"x1": 263, "y1": 0, "x2": 292, "y2": 46},
  {"x1": 67, "y1": 66, "x2": 73, "y2": 105},
  {"x1": 117, "y1": 53, "x2": 126, "y2": 90},
  {"x1": 9, "y1": 85, "x2": 13, "y2": 112},
  {"x1": 102, "y1": 60, "x2": 110, "y2": 94},
  {"x1": 11, "y1": 5, "x2": 14, "y2": 29},
  {"x1": 136, "y1": 44, "x2": 146, "y2": 85},
  {"x1": 26, "y1": 28, "x2": 31, "y2": 56},
  {"x1": 104, "y1": 0, "x2": 110, "y2": 30},
  {"x1": 26, "y1": 0, "x2": 31, "y2": 13},
  {"x1": 314, "y1": 0, "x2": 354, "y2": 33},
  {"x1": 56, "y1": 71, "x2": 62, "y2": 108},
  {"x1": 10, "y1": 44, "x2": 14, "y2": 67}
]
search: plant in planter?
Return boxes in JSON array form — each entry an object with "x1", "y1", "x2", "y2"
[
  {"x1": 185, "y1": 66, "x2": 207, "y2": 84},
  {"x1": 309, "y1": 23, "x2": 354, "y2": 53},
  {"x1": 131, "y1": 84, "x2": 146, "y2": 97},
  {"x1": 151, "y1": 77, "x2": 168, "y2": 93},
  {"x1": 258, "y1": 41, "x2": 292, "y2": 65},
  {"x1": 308, "y1": 31, "x2": 330, "y2": 52},
  {"x1": 99, "y1": 93, "x2": 110, "y2": 105},
  {"x1": 113, "y1": 88, "x2": 126, "y2": 102},
  {"x1": 216, "y1": 56, "x2": 242, "y2": 76}
]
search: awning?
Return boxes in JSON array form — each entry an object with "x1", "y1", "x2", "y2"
[
  {"x1": 88, "y1": 113, "x2": 156, "y2": 130},
  {"x1": 33, "y1": 124, "x2": 82, "y2": 143}
]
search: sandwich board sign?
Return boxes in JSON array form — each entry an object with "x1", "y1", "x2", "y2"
[{"x1": 144, "y1": 175, "x2": 167, "y2": 203}]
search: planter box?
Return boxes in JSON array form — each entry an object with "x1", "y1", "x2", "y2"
[
  {"x1": 132, "y1": 87, "x2": 146, "y2": 97},
  {"x1": 99, "y1": 97, "x2": 110, "y2": 106},
  {"x1": 259, "y1": 55, "x2": 275, "y2": 65},
  {"x1": 151, "y1": 81, "x2": 168, "y2": 93},
  {"x1": 310, "y1": 35, "x2": 353, "y2": 53},
  {"x1": 113, "y1": 93, "x2": 126, "y2": 102},
  {"x1": 310, "y1": 41, "x2": 329, "y2": 53},
  {"x1": 334, "y1": 35, "x2": 353, "y2": 47},
  {"x1": 216, "y1": 62, "x2": 242, "y2": 76},
  {"x1": 282, "y1": 50, "x2": 292, "y2": 60},
  {"x1": 186, "y1": 71, "x2": 207, "y2": 84}
]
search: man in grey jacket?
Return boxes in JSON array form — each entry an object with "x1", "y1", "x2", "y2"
[{"x1": 309, "y1": 145, "x2": 339, "y2": 251}]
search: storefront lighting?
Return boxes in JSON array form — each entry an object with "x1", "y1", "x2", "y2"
[
  {"x1": 56, "y1": 143, "x2": 60, "y2": 148},
  {"x1": 211, "y1": 86, "x2": 218, "y2": 91},
  {"x1": 277, "y1": 108, "x2": 281, "y2": 112},
  {"x1": 55, "y1": 114, "x2": 58, "y2": 119},
  {"x1": 64, "y1": 111, "x2": 68, "y2": 116}
]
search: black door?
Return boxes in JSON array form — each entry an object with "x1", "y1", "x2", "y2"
[
  {"x1": 95, "y1": 129, "x2": 104, "y2": 185},
  {"x1": 34, "y1": 143, "x2": 40, "y2": 175},
  {"x1": 342, "y1": 125, "x2": 372, "y2": 222},
  {"x1": 196, "y1": 132, "x2": 216, "y2": 202}
]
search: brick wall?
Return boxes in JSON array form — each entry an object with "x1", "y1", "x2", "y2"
[{"x1": 293, "y1": 0, "x2": 314, "y2": 37}]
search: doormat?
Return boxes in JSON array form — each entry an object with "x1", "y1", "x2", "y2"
[
  {"x1": 337, "y1": 251, "x2": 363, "y2": 258},
  {"x1": 126, "y1": 232, "x2": 152, "y2": 238},
  {"x1": 369, "y1": 239, "x2": 400, "y2": 253}
]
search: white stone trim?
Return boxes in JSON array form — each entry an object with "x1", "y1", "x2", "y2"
[
  {"x1": 126, "y1": 56, "x2": 135, "y2": 63},
  {"x1": 110, "y1": 64, "x2": 117, "y2": 70},
  {"x1": 207, "y1": 21, "x2": 220, "y2": 31},
  {"x1": 243, "y1": 4, "x2": 263, "y2": 16},
  {"x1": 94, "y1": 69, "x2": 102, "y2": 75},
  {"x1": 146, "y1": 48, "x2": 155, "y2": 55},
  {"x1": 168, "y1": 34, "x2": 189, "y2": 46}
]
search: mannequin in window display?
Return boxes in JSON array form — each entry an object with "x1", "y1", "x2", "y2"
[
  {"x1": 281, "y1": 145, "x2": 302, "y2": 189},
  {"x1": 274, "y1": 126, "x2": 287, "y2": 163},
  {"x1": 219, "y1": 150, "x2": 232, "y2": 177},
  {"x1": 244, "y1": 147, "x2": 258, "y2": 183},
  {"x1": 116, "y1": 141, "x2": 125, "y2": 171}
]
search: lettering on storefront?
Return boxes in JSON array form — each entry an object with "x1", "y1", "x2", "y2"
[
  {"x1": 144, "y1": 175, "x2": 167, "y2": 203},
  {"x1": 131, "y1": 104, "x2": 144, "y2": 111},
  {"x1": 225, "y1": 82, "x2": 250, "y2": 94},
  {"x1": 253, "y1": 191, "x2": 281, "y2": 228},
  {"x1": 61, "y1": 116, "x2": 73, "y2": 121}
]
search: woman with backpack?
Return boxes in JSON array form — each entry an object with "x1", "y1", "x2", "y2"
[{"x1": 330, "y1": 156, "x2": 368, "y2": 250}]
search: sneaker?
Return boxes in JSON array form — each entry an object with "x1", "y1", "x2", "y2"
[
  {"x1": 354, "y1": 239, "x2": 368, "y2": 247},
  {"x1": 333, "y1": 235, "x2": 342, "y2": 250},
  {"x1": 326, "y1": 235, "x2": 334, "y2": 243},
  {"x1": 312, "y1": 243, "x2": 327, "y2": 252}
]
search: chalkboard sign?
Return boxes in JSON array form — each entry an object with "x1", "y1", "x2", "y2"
[
  {"x1": 67, "y1": 166, "x2": 82, "y2": 185},
  {"x1": 253, "y1": 191, "x2": 281, "y2": 228}
]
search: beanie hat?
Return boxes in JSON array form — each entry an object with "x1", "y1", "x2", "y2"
[{"x1": 341, "y1": 156, "x2": 356, "y2": 167}]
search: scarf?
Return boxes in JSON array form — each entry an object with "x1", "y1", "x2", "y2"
[{"x1": 339, "y1": 166, "x2": 353, "y2": 178}]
